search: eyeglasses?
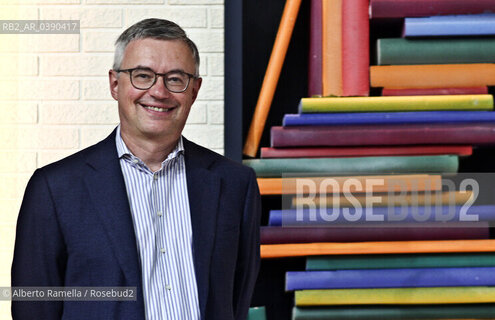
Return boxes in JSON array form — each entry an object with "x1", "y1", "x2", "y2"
[{"x1": 116, "y1": 67, "x2": 197, "y2": 93}]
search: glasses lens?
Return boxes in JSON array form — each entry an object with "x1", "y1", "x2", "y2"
[
  {"x1": 131, "y1": 68, "x2": 155, "y2": 89},
  {"x1": 165, "y1": 72, "x2": 189, "y2": 92}
]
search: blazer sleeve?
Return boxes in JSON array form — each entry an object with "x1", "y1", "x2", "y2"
[
  {"x1": 11, "y1": 169, "x2": 67, "y2": 319},
  {"x1": 233, "y1": 168, "x2": 261, "y2": 320}
]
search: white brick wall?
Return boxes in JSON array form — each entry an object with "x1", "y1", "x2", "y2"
[
  {"x1": 170, "y1": 0, "x2": 224, "y2": 5},
  {"x1": 209, "y1": 6, "x2": 224, "y2": 28},
  {"x1": 0, "y1": 103, "x2": 38, "y2": 124},
  {"x1": 0, "y1": 34, "x2": 80, "y2": 52},
  {"x1": 40, "y1": 102, "x2": 120, "y2": 124},
  {"x1": 125, "y1": 7, "x2": 208, "y2": 28},
  {"x1": 208, "y1": 53, "x2": 224, "y2": 76},
  {"x1": 0, "y1": 79, "x2": 80, "y2": 100},
  {"x1": 40, "y1": 7, "x2": 123, "y2": 28},
  {"x1": 0, "y1": 174, "x2": 31, "y2": 200},
  {"x1": 0, "y1": 2, "x2": 224, "y2": 318},
  {"x1": 207, "y1": 101, "x2": 224, "y2": 124},
  {"x1": 0, "y1": 152, "x2": 37, "y2": 174},
  {"x1": 189, "y1": 30, "x2": 224, "y2": 52},
  {"x1": 83, "y1": 31, "x2": 121, "y2": 52},
  {"x1": 0, "y1": 7, "x2": 39, "y2": 20},
  {"x1": 40, "y1": 54, "x2": 114, "y2": 76},
  {"x1": 182, "y1": 124, "x2": 223, "y2": 149},
  {"x1": 197, "y1": 76, "x2": 224, "y2": 100},
  {"x1": 186, "y1": 102, "x2": 207, "y2": 124},
  {"x1": 0, "y1": 55, "x2": 38, "y2": 76},
  {"x1": 0, "y1": 200, "x2": 22, "y2": 224},
  {"x1": 82, "y1": 78, "x2": 112, "y2": 99}
]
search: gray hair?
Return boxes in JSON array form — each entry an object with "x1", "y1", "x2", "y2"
[{"x1": 113, "y1": 18, "x2": 200, "y2": 76}]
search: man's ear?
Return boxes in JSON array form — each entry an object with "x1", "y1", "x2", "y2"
[
  {"x1": 191, "y1": 77, "x2": 202, "y2": 103},
  {"x1": 109, "y1": 69, "x2": 119, "y2": 101}
]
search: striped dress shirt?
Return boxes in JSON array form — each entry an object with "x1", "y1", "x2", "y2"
[{"x1": 116, "y1": 126, "x2": 200, "y2": 320}]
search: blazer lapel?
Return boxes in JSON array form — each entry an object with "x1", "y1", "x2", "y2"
[
  {"x1": 184, "y1": 138, "x2": 221, "y2": 318},
  {"x1": 82, "y1": 130, "x2": 141, "y2": 285}
]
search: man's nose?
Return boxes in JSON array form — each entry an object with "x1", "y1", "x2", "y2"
[{"x1": 148, "y1": 75, "x2": 171, "y2": 98}]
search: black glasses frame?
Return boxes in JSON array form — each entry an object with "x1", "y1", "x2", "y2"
[{"x1": 116, "y1": 67, "x2": 197, "y2": 93}]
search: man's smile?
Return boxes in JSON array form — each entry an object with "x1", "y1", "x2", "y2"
[{"x1": 139, "y1": 103, "x2": 176, "y2": 113}]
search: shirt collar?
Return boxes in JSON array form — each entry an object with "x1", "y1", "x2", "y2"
[{"x1": 115, "y1": 125, "x2": 185, "y2": 162}]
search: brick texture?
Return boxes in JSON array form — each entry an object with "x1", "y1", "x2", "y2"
[
  {"x1": 207, "y1": 102, "x2": 224, "y2": 124},
  {"x1": 40, "y1": 54, "x2": 113, "y2": 76},
  {"x1": 83, "y1": 31, "x2": 120, "y2": 52},
  {"x1": 0, "y1": 125, "x2": 79, "y2": 149},
  {"x1": 0, "y1": 200, "x2": 21, "y2": 224},
  {"x1": 0, "y1": 34, "x2": 80, "y2": 53},
  {"x1": 0, "y1": 79, "x2": 79, "y2": 100},
  {"x1": 198, "y1": 58, "x2": 208, "y2": 76},
  {"x1": 88, "y1": 0, "x2": 163, "y2": 4},
  {"x1": 0, "y1": 55, "x2": 39, "y2": 76},
  {"x1": 83, "y1": 78, "x2": 113, "y2": 100},
  {"x1": 0, "y1": 174, "x2": 31, "y2": 200},
  {"x1": 40, "y1": 7, "x2": 123, "y2": 28},
  {"x1": 169, "y1": 0, "x2": 223, "y2": 4},
  {"x1": 186, "y1": 102, "x2": 207, "y2": 124},
  {"x1": 0, "y1": 6, "x2": 38, "y2": 19},
  {"x1": 40, "y1": 102, "x2": 119, "y2": 124},
  {"x1": 196, "y1": 77, "x2": 223, "y2": 100},
  {"x1": 0, "y1": 152, "x2": 37, "y2": 173},
  {"x1": 183, "y1": 124, "x2": 223, "y2": 149},
  {"x1": 5, "y1": 0, "x2": 79, "y2": 4},
  {"x1": 209, "y1": 6, "x2": 224, "y2": 28},
  {"x1": 38, "y1": 150, "x2": 78, "y2": 167},
  {"x1": 125, "y1": 7, "x2": 207, "y2": 28},
  {"x1": 0, "y1": 103, "x2": 38, "y2": 124},
  {"x1": 189, "y1": 30, "x2": 224, "y2": 52},
  {"x1": 0, "y1": 5, "x2": 225, "y2": 312},
  {"x1": 80, "y1": 125, "x2": 116, "y2": 148},
  {"x1": 0, "y1": 301, "x2": 11, "y2": 320},
  {"x1": 0, "y1": 225, "x2": 16, "y2": 253},
  {"x1": 0, "y1": 250, "x2": 14, "y2": 279},
  {"x1": 208, "y1": 53, "x2": 224, "y2": 76}
]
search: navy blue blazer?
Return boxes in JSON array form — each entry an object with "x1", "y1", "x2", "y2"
[{"x1": 11, "y1": 129, "x2": 261, "y2": 320}]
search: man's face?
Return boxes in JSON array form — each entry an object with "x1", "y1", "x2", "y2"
[{"x1": 109, "y1": 38, "x2": 201, "y2": 142}]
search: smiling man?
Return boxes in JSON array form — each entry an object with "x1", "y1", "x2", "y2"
[{"x1": 12, "y1": 19, "x2": 261, "y2": 320}]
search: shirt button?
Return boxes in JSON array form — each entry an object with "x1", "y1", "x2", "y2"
[
  {"x1": 160, "y1": 248, "x2": 166, "y2": 253},
  {"x1": 132, "y1": 159, "x2": 139, "y2": 164},
  {"x1": 153, "y1": 174, "x2": 159, "y2": 180},
  {"x1": 165, "y1": 285, "x2": 172, "y2": 291},
  {"x1": 157, "y1": 211, "x2": 163, "y2": 217}
]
